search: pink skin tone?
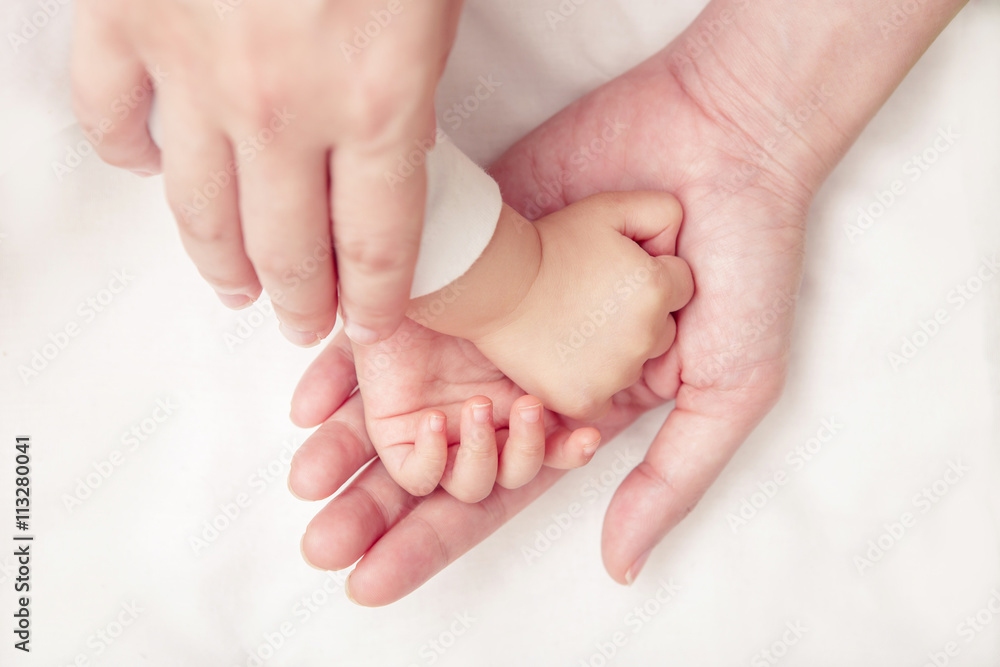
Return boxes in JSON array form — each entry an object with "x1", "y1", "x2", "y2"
[
  {"x1": 355, "y1": 194, "x2": 692, "y2": 502},
  {"x1": 289, "y1": 0, "x2": 968, "y2": 605},
  {"x1": 72, "y1": 0, "x2": 465, "y2": 346}
]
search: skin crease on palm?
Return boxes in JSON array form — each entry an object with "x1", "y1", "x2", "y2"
[
  {"x1": 289, "y1": 48, "x2": 810, "y2": 605},
  {"x1": 289, "y1": 0, "x2": 967, "y2": 606}
]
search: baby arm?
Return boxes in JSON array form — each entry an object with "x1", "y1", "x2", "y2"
[
  {"x1": 411, "y1": 192, "x2": 693, "y2": 420},
  {"x1": 362, "y1": 190, "x2": 693, "y2": 500}
]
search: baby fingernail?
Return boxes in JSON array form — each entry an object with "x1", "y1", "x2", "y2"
[
  {"x1": 583, "y1": 437, "x2": 601, "y2": 458},
  {"x1": 216, "y1": 291, "x2": 253, "y2": 310},
  {"x1": 429, "y1": 415, "x2": 445, "y2": 433},
  {"x1": 344, "y1": 319, "x2": 379, "y2": 346},
  {"x1": 473, "y1": 403, "x2": 492, "y2": 424},
  {"x1": 518, "y1": 404, "x2": 542, "y2": 423},
  {"x1": 279, "y1": 323, "x2": 320, "y2": 348}
]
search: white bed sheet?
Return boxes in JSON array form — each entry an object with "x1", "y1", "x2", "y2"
[{"x1": 1, "y1": 1, "x2": 999, "y2": 665}]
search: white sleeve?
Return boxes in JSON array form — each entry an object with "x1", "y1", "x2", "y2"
[
  {"x1": 411, "y1": 133, "x2": 502, "y2": 298},
  {"x1": 148, "y1": 102, "x2": 501, "y2": 299}
]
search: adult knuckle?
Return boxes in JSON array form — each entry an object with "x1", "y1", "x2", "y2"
[
  {"x1": 338, "y1": 237, "x2": 408, "y2": 275},
  {"x1": 170, "y1": 203, "x2": 228, "y2": 245},
  {"x1": 246, "y1": 246, "x2": 296, "y2": 278},
  {"x1": 346, "y1": 74, "x2": 424, "y2": 141},
  {"x1": 634, "y1": 461, "x2": 699, "y2": 518}
]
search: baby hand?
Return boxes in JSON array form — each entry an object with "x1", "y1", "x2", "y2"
[{"x1": 472, "y1": 192, "x2": 693, "y2": 421}]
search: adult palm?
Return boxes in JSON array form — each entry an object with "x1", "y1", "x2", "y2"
[{"x1": 290, "y1": 45, "x2": 816, "y2": 605}]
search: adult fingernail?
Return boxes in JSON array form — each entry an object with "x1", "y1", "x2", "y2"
[
  {"x1": 429, "y1": 414, "x2": 445, "y2": 433},
  {"x1": 625, "y1": 549, "x2": 652, "y2": 586},
  {"x1": 300, "y1": 535, "x2": 325, "y2": 571},
  {"x1": 344, "y1": 319, "x2": 379, "y2": 346},
  {"x1": 279, "y1": 323, "x2": 321, "y2": 348},
  {"x1": 216, "y1": 291, "x2": 253, "y2": 310},
  {"x1": 287, "y1": 476, "x2": 308, "y2": 502},
  {"x1": 518, "y1": 404, "x2": 542, "y2": 423},
  {"x1": 473, "y1": 403, "x2": 492, "y2": 424},
  {"x1": 344, "y1": 318, "x2": 378, "y2": 345},
  {"x1": 345, "y1": 573, "x2": 361, "y2": 606}
]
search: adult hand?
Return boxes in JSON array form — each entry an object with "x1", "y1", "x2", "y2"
[
  {"x1": 289, "y1": 52, "x2": 809, "y2": 603},
  {"x1": 71, "y1": 0, "x2": 463, "y2": 345},
  {"x1": 290, "y1": 323, "x2": 665, "y2": 604},
  {"x1": 289, "y1": 0, "x2": 966, "y2": 604}
]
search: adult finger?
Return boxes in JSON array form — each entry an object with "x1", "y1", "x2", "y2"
[
  {"x1": 346, "y1": 466, "x2": 567, "y2": 607},
  {"x1": 288, "y1": 395, "x2": 373, "y2": 502},
  {"x1": 238, "y1": 130, "x2": 337, "y2": 346},
  {"x1": 301, "y1": 454, "x2": 419, "y2": 572},
  {"x1": 601, "y1": 381, "x2": 784, "y2": 585},
  {"x1": 70, "y1": 6, "x2": 161, "y2": 175},
  {"x1": 331, "y1": 123, "x2": 429, "y2": 345},
  {"x1": 290, "y1": 330, "x2": 357, "y2": 428},
  {"x1": 159, "y1": 94, "x2": 261, "y2": 306}
]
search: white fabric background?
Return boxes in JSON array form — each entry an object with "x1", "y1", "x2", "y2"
[{"x1": 1, "y1": 1, "x2": 999, "y2": 666}]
